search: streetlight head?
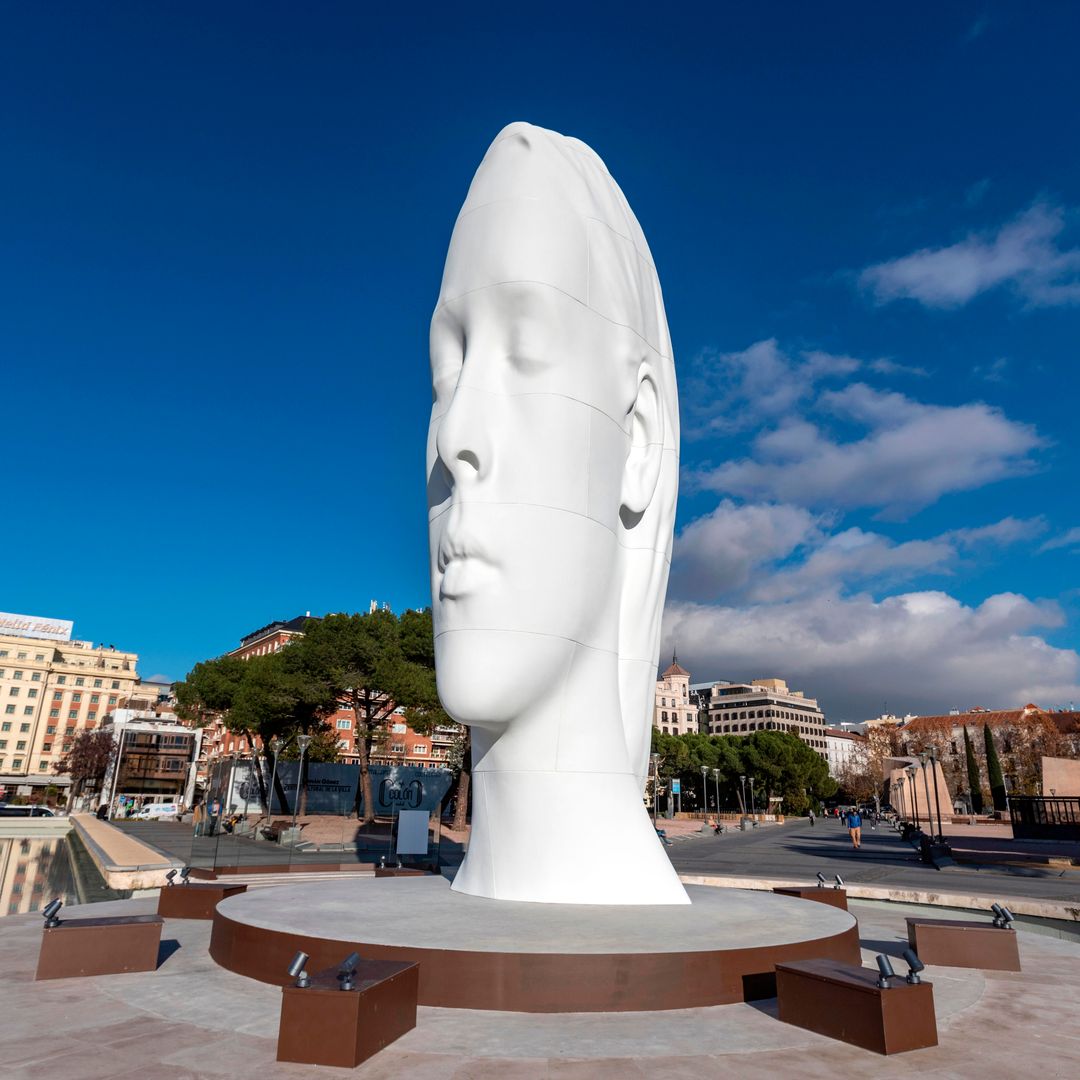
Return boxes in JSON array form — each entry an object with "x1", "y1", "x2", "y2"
[
  {"x1": 296, "y1": 734, "x2": 313, "y2": 752},
  {"x1": 270, "y1": 736, "x2": 283, "y2": 754},
  {"x1": 287, "y1": 950, "x2": 311, "y2": 987},
  {"x1": 875, "y1": 954, "x2": 896, "y2": 988},
  {"x1": 902, "y1": 948, "x2": 924, "y2": 983},
  {"x1": 42, "y1": 898, "x2": 63, "y2": 927}
]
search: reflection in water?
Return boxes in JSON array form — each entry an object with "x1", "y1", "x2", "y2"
[{"x1": 0, "y1": 833, "x2": 132, "y2": 917}]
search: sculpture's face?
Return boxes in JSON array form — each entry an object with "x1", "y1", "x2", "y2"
[{"x1": 428, "y1": 205, "x2": 639, "y2": 727}]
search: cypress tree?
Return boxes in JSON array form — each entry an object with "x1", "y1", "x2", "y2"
[
  {"x1": 963, "y1": 726, "x2": 984, "y2": 814},
  {"x1": 983, "y1": 723, "x2": 1007, "y2": 813}
]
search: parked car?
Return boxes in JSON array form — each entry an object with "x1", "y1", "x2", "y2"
[
  {"x1": 0, "y1": 804, "x2": 56, "y2": 817},
  {"x1": 130, "y1": 802, "x2": 179, "y2": 821}
]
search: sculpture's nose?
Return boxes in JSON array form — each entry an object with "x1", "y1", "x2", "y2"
[{"x1": 435, "y1": 385, "x2": 491, "y2": 491}]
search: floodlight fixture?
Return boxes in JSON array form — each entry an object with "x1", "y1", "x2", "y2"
[
  {"x1": 337, "y1": 950, "x2": 361, "y2": 991},
  {"x1": 287, "y1": 950, "x2": 311, "y2": 988},
  {"x1": 834, "y1": 874, "x2": 844, "y2": 889},
  {"x1": 42, "y1": 898, "x2": 63, "y2": 928},
  {"x1": 179, "y1": 867, "x2": 191, "y2": 883},
  {"x1": 875, "y1": 954, "x2": 896, "y2": 988},
  {"x1": 992, "y1": 903, "x2": 1015, "y2": 928},
  {"x1": 816, "y1": 871, "x2": 826, "y2": 887},
  {"x1": 165, "y1": 869, "x2": 177, "y2": 885},
  {"x1": 1000, "y1": 905, "x2": 1015, "y2": 926},
  {"x1": 902, "y1": 948, "x2": 924, "y2": 984}
]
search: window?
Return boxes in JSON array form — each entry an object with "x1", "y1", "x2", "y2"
[
  {"x1": 17, "y1": 652, "x2": 26, "y2": 659},
  {"x1": 13, "y1": 670, "x2": 22, "y2": 680},
  {"x1": 16, "y1": 741, "x2": 26, "y2": 750},
  {"x1": 49, "y1": 709, "x2": 59, "y2": 719},
  {"x1": 75, "y1": 677, "x2": 84, "y2": 686},
  {"x1": 38, "y1": 762, "x2": 49, "y2": 771},
  {"x1": 1, "y1": 721, "x2": 10, "y2": 729},
  {"x1": 23, "y1": 706, "x2": 33, "y2": 716},
  {"x1": 20, "y1": 723, "x2": 30, "y2": 732},
  {"x1": 57, "y1": 676, "x2": 66, "y2": 685},
  {"x1": 0, "y1": 739, "x2": 5, "y2": 748},
  {"x1": 108, "y1": 696, "x2": 117, "y2": 705},
  {"x1": 68, "y1": 710, "x2": 78, "y2": 720},
  {"x1": 12, "y1": 759, "x2": 22, "y2": 770},
  {"x1": 46, "y1": 725, "x2": 55, "y2": 734},
  {"x1": 72, "y1": 693, "x2": 81, "y2": 703},
  {"x1": 3, "y1": 707, "x2": 13, "y2": 716},
  {"x1": 0, "y1": 650, "x2": 6, "y2": 657},
  {"x1": 53, "y1": 691, "x2": 62, "y2": 701},
  {"x1": 28, "y1": 688, "x2": 38, "y2": 698},
  {"x1": 392, "y1": 723, "x2": 407, "y2": 734},
  {"x1": 336, "y1": 719, "x2": 352, "y2": 730},
  {"x1": 87, "y1": 712, "x2": 96, "y2": 723},
  {"x1": 94, "y1": 678, "x2": 102, "y2": 688},
  {"x1": 8, "y1": 687, "x2": 19, "y2": 697},
  {"x1": 111, "y1": 680, "x2": 120, "y2": 689},
  {"x1": 31, "y1": 671, "x2": 41, "y2": 682},
  {"x1": 390, "y1": 742, "x2": 405, "y2": 753},
  {"x1": 413, "y1": 745, "x2": 428, "y2": 755},
  {"x1": 90, "y1": 694, "x2": 99, "y2": 703},
  {"x1": 35, "y1": 654, "x2": 44, "y2": 661}
]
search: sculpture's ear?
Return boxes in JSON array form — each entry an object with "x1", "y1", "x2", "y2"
[{"x1": 621, "y1": 366, "x2": 664, "y2": 522}]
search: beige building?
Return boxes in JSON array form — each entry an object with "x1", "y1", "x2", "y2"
[
  {"x1": 699, "y1": 677, "x2": 828, "y2": 759},
  {"x1": 0, "y1": 615, "x2": 138, "y2": 796},
  {"x1": 654, "y1": 657, "x2": 697, "y2": 735}
]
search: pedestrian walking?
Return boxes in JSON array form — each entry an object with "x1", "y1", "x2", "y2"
[
  {"x1": 807, "y1": 809, "x2": 815, "y2": 827},
  {"x1": 847, "y1": 807, "x2": 863, "y2": 849}
]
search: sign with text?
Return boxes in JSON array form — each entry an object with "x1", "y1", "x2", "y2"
[{"x1": 0, "y1": 612, "x2": 73, "y2": 642}]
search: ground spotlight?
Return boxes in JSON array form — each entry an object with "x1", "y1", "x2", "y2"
[
  {"x1": 42, "y1": 899, "x2": 63, "y2": 928},
  {"x1": 875, "y1": 953, "x2": 896, "y2": 988},
  {"x1": 179, "y1": 867, "x2": 191, "y2": 883},
  {"x1": 902, "y1": 948, "x2": 925, "y2": 984},
  {"x1": 287, "y1": 950, "x2": 311, "y2": 988},
  {"x1": 834, "y1": 874, "x2": 844, "y2": 889},
  {"x1": 337, "y1": 951, "x2": 361, "y2": 991},
  {"x1": 165, "y1": 869, "x2": 177, "y2": 885},
  {"x1": 816, "y1": 871, "x2": 826, "y2": 887},
  {"x1": 992, "y1": 903, "x2": 1015, "y2": 928}
]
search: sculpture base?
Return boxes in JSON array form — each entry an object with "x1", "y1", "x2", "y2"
[{"x1": 210, "y1": 876, "x2": 860, "y2": 1012}]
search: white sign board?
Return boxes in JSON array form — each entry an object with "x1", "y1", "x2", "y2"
[
  {"x1": 0, "y1": 612, "x2": 73, "y2": 642},
  {"x1": 395, "y1": 809, "x2": 430, "y2": 855}
]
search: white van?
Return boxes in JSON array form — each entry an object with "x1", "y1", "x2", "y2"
[{"x1": 131, "y1": 802, "x2": 179, "y2": 820}]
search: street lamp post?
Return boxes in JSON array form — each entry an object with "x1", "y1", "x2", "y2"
[
  {"x1": 650, "y1": 753, "x2": 660, "y2": 820},
  {"x1": 739, "y1": 774, "x2": 747, "y2": 817},
  {"x1": 749, "y1": 778, "x2": 757, "y2": 817},
  {"x1": 701, "y1": 765, "x2": 709, "y2": 815},
  {"x1": 906, "y1": 766, "x2": 919, "y2": 828},
  {"x1": 918, "y1": 754, "x2": 935, "y2": 839},
  {"x1": 292, "y1": 733, "x2": 313, "y2": 830},
  {"x1": 711, "y1": 768, "x2": 721, "y2": 820},
  {"x1": 267, "y1": 736, "x2": 284, "y2": 819},
  {"x1": 928, "y1": 746, "x2": 945, "y2": 842}
]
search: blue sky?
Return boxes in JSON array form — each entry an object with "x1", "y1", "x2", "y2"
[{"x1": 2, "y1": 3, "x2": 1078, "y2": 720}]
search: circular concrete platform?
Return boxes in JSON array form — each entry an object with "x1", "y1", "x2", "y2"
[{"x1": 210, "y1": 876, "x2": 860, "y2": 1012}]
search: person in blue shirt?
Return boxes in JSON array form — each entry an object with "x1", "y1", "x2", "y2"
[{"x1": 847, "y1": 808, "x2": 863, "y2": 849}]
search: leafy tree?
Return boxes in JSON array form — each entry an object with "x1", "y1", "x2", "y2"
[
  {"x1": 55, "y1": 728, "x2": 116, "y2": 808},
  {"x1": 963, "y1": 726, "x2": 984, "y2": 814},
  {"x1": 289, "y1": 610, "x2": 416, "y2": 824},
  {"x1": 983, "y1": 723, "x2": 1008, "y2": 812}
]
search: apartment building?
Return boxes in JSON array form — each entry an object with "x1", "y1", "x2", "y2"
[
  {"x1": 0, "y1": 613, "x2": 138, "y2": 795},
  {"x1": 654, "y1": 657, "x2": 698, "y2": 735},
  {"x1": 697, "y1": 677, "x2": 828, "y2": 759}
]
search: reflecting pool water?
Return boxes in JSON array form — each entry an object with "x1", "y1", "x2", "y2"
[{"x1": 0, "y1": 833, "x2": 132, "y2": 916}]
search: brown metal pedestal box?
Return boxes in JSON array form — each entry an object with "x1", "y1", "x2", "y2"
[
  {"x1": 157, "y1": 882, "x2": 247, "y2": 920},
  {"x1": 36, "y1": 914, "x2": 164, "y2": 981},
  {"x1": 773, "y1": 886, "x2": 849, "y2": 911},
  {"x1": 906, "y1": 918, "x2": 1020, "y2": 971},
  {"x1": 276, "y1": 960, "x2": 419, "y2": 1067},
  {"x1": 777, "y1": 958, "x2": 938, "y2": 1055}
]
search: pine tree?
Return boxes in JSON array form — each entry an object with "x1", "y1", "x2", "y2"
[
  {"x1": 963, "y1": 726, "x2": 984, "y2": 814},
  {"x1": 983, "y1": 723, "x2": 1007, "y2": 813}
]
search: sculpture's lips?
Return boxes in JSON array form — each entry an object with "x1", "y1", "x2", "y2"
[{"x1": 437, "y1": 532, "x2": 495, "y2": 600}]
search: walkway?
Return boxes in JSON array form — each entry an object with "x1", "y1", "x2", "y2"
[{"x1": 2, "y1": 894, "x2": 1079, "y2": 1078}]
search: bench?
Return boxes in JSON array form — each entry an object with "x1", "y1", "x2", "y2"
[
  {"x1": 261, "y1": 819, "x2": 308, "y2": 842},
  {"x1": 776, "y1": 958, "x2": 937, "y2": 1055}
]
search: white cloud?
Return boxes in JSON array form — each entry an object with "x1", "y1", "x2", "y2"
[
  {"x1": 868, "y1": 358, "x2": 929, "y2": 378},
  {"x1": 664, "y1": 591, "x2": 1080, "y2": 722},
  {"x1": 694, "y1": 384, "x2": 1042, "y2": 516},
  {"x1": 859, "y1": 202, "x2": 1080, "y2": 309},
  {"x1": 683, "y1": 340, "x2": 859, "y2": 438},
  {"x1": 1040, "y1": 526, "x2": 1080, "y2": 553}
]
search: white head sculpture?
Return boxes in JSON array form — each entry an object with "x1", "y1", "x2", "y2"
[{"x1": 428, "y1": 122, "x2": 688, "y2": 904}]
